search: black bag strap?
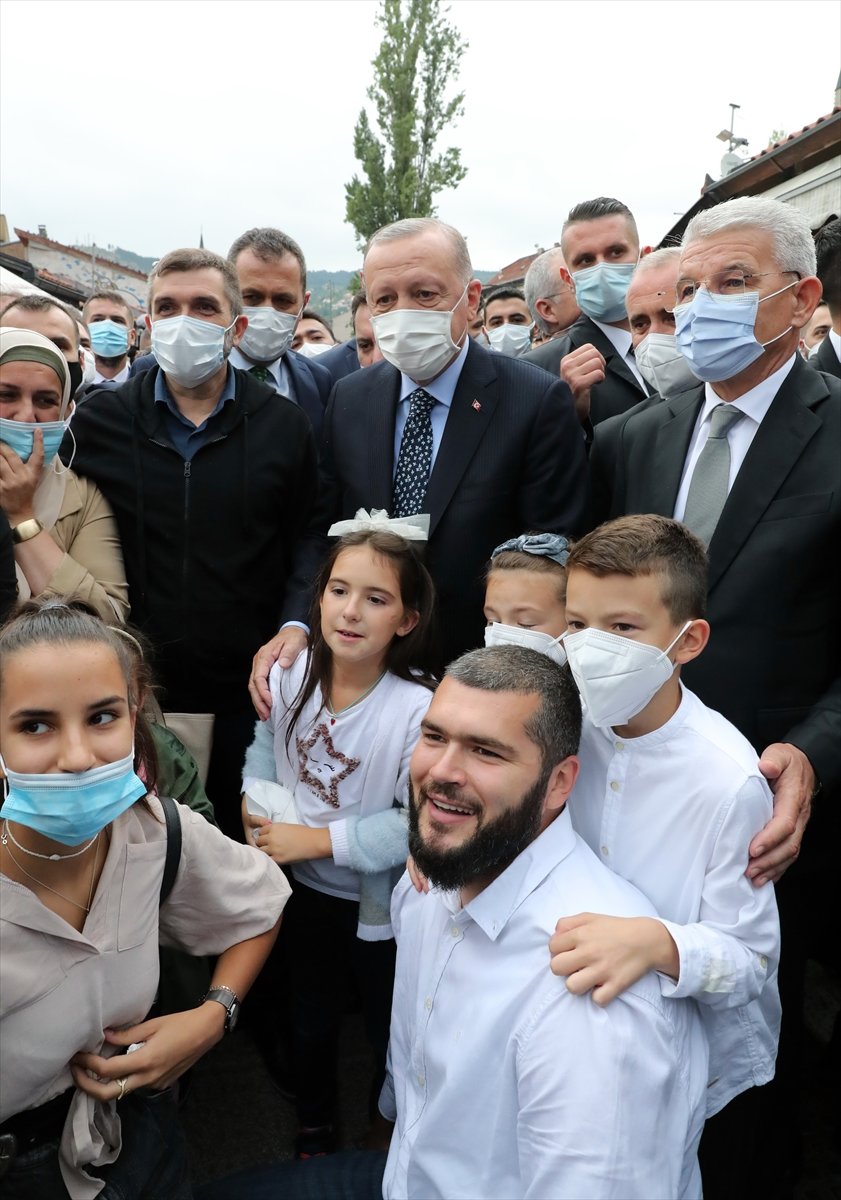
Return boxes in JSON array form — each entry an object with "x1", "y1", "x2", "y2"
[{"x1": 159, "y1": 795, "x2": 182, "y2": 905}]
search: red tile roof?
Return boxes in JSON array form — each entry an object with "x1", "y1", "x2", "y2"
[
  {"x1": 484, "y1": 251, "x2": 544, "y2": 288},
  {"x1": 14, "y1": 228, "x2": 148, "y2": 280},
  {"x1": 747, "y1": 106, "x2": 840, "y2": 163}
]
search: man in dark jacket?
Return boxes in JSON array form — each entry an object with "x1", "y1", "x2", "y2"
[{"x1": 68, "y1": 247, "x2": 318, "y2": 837}]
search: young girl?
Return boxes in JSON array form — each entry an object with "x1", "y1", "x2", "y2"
[
  {"x1": 242, "y1": 524, "x2": 437, "y2": 1158},
  {"x1": 0, "y1": 600, "x2": 289, "y2": 1199},
  {"x1": 483, "y1": 531, "x2": 570, "y2": 661}
]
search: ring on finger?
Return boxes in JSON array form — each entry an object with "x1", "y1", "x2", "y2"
[{"x1": 116, "y1": 1077, "x2": 128, "y2": 1101}]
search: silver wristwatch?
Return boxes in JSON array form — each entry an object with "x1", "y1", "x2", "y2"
[{"x1": 201, "y1": 985, "x2": 240, "y2": 1034}]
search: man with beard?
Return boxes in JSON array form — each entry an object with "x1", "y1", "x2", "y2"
[
  {"x1": 387, "y1": 646, "x2": 707, "y2": 1199},
  {"x1": 198, "y1": 646, "x2": 707, "y2": 1200}
]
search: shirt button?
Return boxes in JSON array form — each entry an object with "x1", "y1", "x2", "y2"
[
  {"x1": 424, "y1": 996, "x2": 433, "y2": 1011},
  {"x1": 601, "y1": 845, "x2": 609, "y2": 856},
  {"x1": 417, "y1": 1073, "x2": 425, "y2": 1087},
  {"x1": 759, "y1": 955, "x2": 768, "y2": 969},
  {"x1": 609, "y1": 780, "x2": 620, "y2": 792},
  {"x1": 451, "y1": 926, "x2": 460, "y2": 938},
  {"x1": 615, "y1": 742, "x2": 625, "y2": 751}
]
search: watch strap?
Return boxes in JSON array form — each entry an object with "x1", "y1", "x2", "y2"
[{"x1": 11, "y1": 518, "x2": 43, "y2": 544}]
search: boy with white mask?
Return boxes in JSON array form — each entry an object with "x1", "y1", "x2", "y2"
[{"x1": 552, "y1": 514, "x2": 780, "y2": 1198}]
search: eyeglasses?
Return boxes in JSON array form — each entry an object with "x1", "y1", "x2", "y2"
[{"x1": 670, "y1": 269, "x2": 801, "y2": 310}]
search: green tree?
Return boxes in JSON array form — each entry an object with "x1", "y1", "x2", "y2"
[{"x1": 345, "y1": 0, "x2": 468, "y2": 247}]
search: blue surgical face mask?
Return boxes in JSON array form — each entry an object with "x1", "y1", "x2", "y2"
[
  {"x1": 90, "y1": 319, "x2": 129, "y2": 358},
  {"x1": 674, "y1": 281, "x2": 796, "y2": 383},
  {"x1": 0, "y1": 749, "x2": 147, "y2": 846},
  {"x1": 0, "y1": 416, "x2": 68, "y2": 466},
  {"x1": 572, "y1": 262, "x2": 637, "y2": 323}
]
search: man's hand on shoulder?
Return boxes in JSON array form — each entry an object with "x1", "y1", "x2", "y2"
[
  {"x1": 560, "y1": 344, "x2": 606, "y2": 425},
  {"x1": 248, "y1": 626, "x2": 308, "y2": 720},
  {"x1": 748, "y1": 743, "x2": 816, "y2": 886}
]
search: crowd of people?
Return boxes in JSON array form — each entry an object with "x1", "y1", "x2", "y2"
[{"x1": 0, "y1": 194, "x2": 838, "y2": 1200}]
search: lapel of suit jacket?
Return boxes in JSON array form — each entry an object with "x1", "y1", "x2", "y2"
[
  {"x1": 285, "y1": 352, "x2": 320, "y2": 422},
  {"x1": 816, "y1": 334, "x2": 841, "y2": 379},
  {"x1": 641, "y1": 386, "x2": 704, "y2": 515},
  {"x1": 706, "y1": 358, "x2": 828, "y2": 591},
  {"x1": 578, "y1": 317, "x2": 647, "y2": 395},
  {"x1": 423, "y1": 342, "x2": 498, "y2": 536},
  {"x1": 365, "y1": 363, "x2": 401, "y2": 511}
]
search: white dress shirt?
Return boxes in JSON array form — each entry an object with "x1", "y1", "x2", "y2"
[
  {"x1": 570, "y1": 685, "x2": 781, "y2": 1116},
  {"x1": 592, "y1": 318, "x2": 648, "y2": 391},
  {"x1": 392, "y1": 336, "x2": 470, "y2": 472},
  {"x1": 229, "y1": 345, "x2": 295, "y2": 400},
  {"x1": 93, "y1": 363, "x2": 130, "y2": 386},
  {"x1": 381, "y1": 809, "x2": 707, "y2": 1199},
  {"x1": 673, "y1": 353, "x2": 797, "y2": 521},
  {"x1": 828, "y1": 328, "x2": 841, "y2": 363}
]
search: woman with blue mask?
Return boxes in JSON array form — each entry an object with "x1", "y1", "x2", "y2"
[
  {"x1": 0, "y1": 327, "x2": 128, "y2": 622},
  {"x1": 0, "y1": 600, "x2": 290, "y2": 1200}
]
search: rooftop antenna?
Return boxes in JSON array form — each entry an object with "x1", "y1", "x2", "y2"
[{"x1": 716, "y1": 103, "x2": 749, "y2": 176}]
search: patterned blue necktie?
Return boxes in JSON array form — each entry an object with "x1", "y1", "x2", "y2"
[{"x1": 393, "y1": 388, "x2": 435, "y2": 518}]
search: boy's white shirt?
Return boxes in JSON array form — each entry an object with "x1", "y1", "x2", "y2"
[{"x1": 570, "y1": 683, "x2": 781, "y2": 1117}]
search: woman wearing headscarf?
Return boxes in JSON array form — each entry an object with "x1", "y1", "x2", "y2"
[{"x1": 0, "y1": 327, "x2": 129, "y2": 622}]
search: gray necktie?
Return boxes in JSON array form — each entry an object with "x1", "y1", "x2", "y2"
[
  {"x1": 392, "y1": 388, "x2": 435, "y2": 518},
  {"x1": 682, "y1": 403, "x2": 746, "y2": 545}
]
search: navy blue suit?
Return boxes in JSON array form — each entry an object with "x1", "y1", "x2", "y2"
[{"x1": 316, "y1": 339, "x2": 360, "y2": 385}]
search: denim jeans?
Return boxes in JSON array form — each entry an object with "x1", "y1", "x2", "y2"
[
  {"x1": 0, "y1": 1089, "x2": 192, "y2": 1199},
  {"x1": 196, "y1": 1150, "x2": 387, "y2": 1200}
]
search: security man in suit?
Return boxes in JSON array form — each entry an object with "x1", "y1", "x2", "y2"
[
  {"x1": 524, "y1": 197, "x2": 651, "y2": 432},
  {"x1": 811, "y1": 217, "x2": 841, "y2": 378},
  {"x1": 226, "y1": 226, "x2": 332, "y2": 440},
  {"x1": 249, "y1": 217, "x2": 589, "y2": 715},
  {"x1": 589, "y1": 195, "x2": 839, "y2": 1198}
]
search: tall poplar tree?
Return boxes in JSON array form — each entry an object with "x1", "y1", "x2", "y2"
[{"x1": 345, "y1": 0, "x2": 468, "y2": 247}]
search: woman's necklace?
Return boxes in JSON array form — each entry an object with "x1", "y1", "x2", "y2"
[
  {"x1": 2, "y1": 829, "x2": 101, "y2": 913},
  {"x1": 325, "y1": 671, "x2": 386, "y2": 726},
  {"x1": 1, "y1": 819, "x2": 98, "y2": 862}
]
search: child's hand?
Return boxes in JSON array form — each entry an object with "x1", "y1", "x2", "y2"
[
  {"x1": 548, "y1": 913, "x2": 679, "y2": 1006},
  {"x1": 253, "y1": 822, "x2": 332, "y2": 865},
  {"x1": 241, "y1": 795, "x2": 270, "y2": 845},
  {"x1": 406, "y1": 855, "x2": 429, "y2": 894}
]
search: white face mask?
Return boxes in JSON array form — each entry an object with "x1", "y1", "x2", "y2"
[
  {"x1": 487, "y1": 322, "x2": 534, "y2": 358},
  {"x1": 295, "y1": 341, "x2": 332, "y2": 359},
  {"x1": 79, "y1": 347, "x2": 97, "y2": 390},
  {"x1": 239, "y1": 306, "x2": 301, "y2": 364},
  {"x1": 484, "y1": 621, "x2": 567, "y2": 666},
  {"x1": 370, "y1": 284, "x2": 469, "y2": 381},
  {"x1": 634, "y1": 332, "x2": 698, "y2": 398},
  {"x1": 152, "y1": 315, "x2": 236, "y2": 388},
  {"x1": 563, "y1": 622, "x2": 692, "y2": 728}
]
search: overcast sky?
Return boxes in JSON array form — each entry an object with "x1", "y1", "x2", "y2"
[{"x1": 2, "y1": 0, "x2": 839, "y2": 273}]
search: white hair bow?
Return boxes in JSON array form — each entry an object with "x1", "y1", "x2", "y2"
[{"x1": 327, "y1": 508, "x2": 430, "y2": 541}]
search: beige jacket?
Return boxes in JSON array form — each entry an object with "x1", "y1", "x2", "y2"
[{"x1": 19, "y1": 471, "x2": 130, "y2": 622}]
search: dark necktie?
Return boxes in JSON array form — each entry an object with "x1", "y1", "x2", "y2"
[
  {"x1": 682, "y1": 403, "x2": 746, "y2": 545},
  {"x1": 392, "y1": 388, "x2": 436, "y2": 518},
  {"x1": 249, "y1": 365, "x2": 272, "y2": 383}
]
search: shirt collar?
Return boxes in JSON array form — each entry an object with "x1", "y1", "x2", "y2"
[
  {"x1": 591, "y1": 318, "x2": 632, "y2": 359},
  {"x1": 828, "y1": 329, "x2": 841, "y2": 362},
  {"x1": 701, "y1": 352, "x2": 798, "y2": 427},
  {"x1": 399, "y1": 335, "x2": 470, "y2": 407},
  {"x1": 154, "y1": 362, "x2": 236, "y2": 423},
  {"x1": 93, "y1": 363, "x2": 130, "y2": 386},
  {"x1": 229, "y1": 346, "x2": 290, "y2": 395},
  {"x1": 437, "y1": 808, "x2": 578, "y2": 942}
]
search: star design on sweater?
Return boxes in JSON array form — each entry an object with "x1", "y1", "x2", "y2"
[{"x1": 296, "y1": 722, "x2": 361, "y2": 809}]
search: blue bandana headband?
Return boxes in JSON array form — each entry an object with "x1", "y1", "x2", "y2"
[{"x1": 491, "y1": 533, "x2": 570, "y2": 567}]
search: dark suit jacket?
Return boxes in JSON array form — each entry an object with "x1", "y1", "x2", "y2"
[
  {"x1": 288, "y1": 338, "x2": 590, "y2": 663},
  {"x1": 812, "y1": 334, "x2": 841, "y2": 379},
  {"x1": 317, "y1": 339, "x2": 360, "y2": 385},
  {"x1": 523, "y1": 315, "x2": 648, "y2": 426},
  {"x1": 590, "y1": 356, "x2": 841, "y2": 790},
  {"x1": 128, "y1": 348, "x2": 329, "y2": 441}
]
